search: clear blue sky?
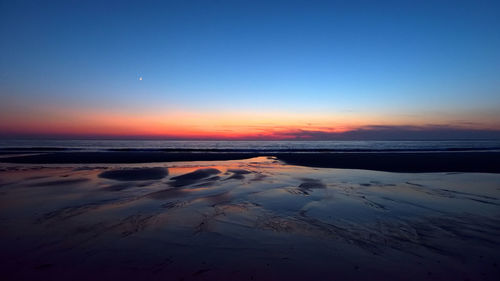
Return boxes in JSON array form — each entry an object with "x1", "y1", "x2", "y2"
[{"x1": 1, "y1": 0, "x2": 499, "y2": 139}]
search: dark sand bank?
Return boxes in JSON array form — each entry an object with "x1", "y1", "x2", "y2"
[
  {"x1": 2, "y1": 151, "x2": 500, "y2": 173},
  {"x1": 0, "y1": 151, "x2": 261, "y2": 164},
  {"x1": 277, "y1": 152, "x2": 500, "y2": 173}
]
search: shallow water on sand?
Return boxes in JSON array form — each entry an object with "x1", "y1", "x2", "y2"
[{"x1": 0, "y1": 157, "x2": 499, "y2": 281}]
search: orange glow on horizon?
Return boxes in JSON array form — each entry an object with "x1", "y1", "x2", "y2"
[{"x1": 1, "y1": 103, "x2": 499, "y2": 139}]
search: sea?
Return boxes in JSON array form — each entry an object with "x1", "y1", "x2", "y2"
[{"x1": 1, "y1": 139, "x2": 500, "y2": 153}]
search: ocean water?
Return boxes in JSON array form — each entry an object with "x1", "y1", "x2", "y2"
[{"x1": 1, "y1": 139, "x2": 500, "y2": 152}]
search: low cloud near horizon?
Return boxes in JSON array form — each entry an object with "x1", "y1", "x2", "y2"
[{"x1": 275, "y1": 125, "x2": 500, "y2": 141}]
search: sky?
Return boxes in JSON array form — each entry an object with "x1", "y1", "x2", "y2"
[{"x1": 1, "y1": 0, "x2": 499, "y2": 140}]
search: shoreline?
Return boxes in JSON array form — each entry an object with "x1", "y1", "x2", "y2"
[{"x1": 1, "y1": 151, "x2": 500, "y2": 173}]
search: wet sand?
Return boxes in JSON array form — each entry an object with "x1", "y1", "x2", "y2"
[
  {"x1": 2, "y1": 151, "x2": 500, "y2": 173},
  {"x1": 0, "y1": 156, "x2": 499, "y2": 280}
]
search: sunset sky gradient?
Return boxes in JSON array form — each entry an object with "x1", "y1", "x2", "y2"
[{"x1": 1, "y1": 0, "x2": 499, "y2": 139}]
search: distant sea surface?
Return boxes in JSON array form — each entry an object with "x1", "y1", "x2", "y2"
[{"x1": 1, "y1": 139, "x2": 500, "y2": 152}]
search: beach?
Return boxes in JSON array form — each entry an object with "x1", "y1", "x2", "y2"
[{"x1": 1, "y1": 153, "x2": 499, "y2": 280}]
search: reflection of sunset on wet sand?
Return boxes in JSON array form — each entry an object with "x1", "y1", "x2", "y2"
[{"x1": 1, "y1": 157, "x2": 499, "y2": 280}]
